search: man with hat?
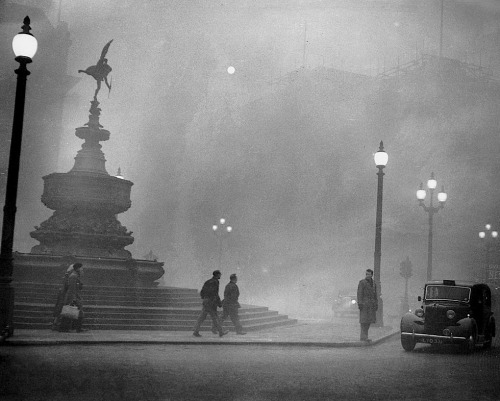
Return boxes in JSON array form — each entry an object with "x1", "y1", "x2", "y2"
[
  {"x1": 193, "y1": 270, "x2": 228, "y2": 337},
  {"x1": 220, "y1": 273, "x2": 246, "y2": 335}
]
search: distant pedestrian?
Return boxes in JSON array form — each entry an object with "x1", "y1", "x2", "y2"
[
  {"x1": 193, "y1": 270, "x2": 228, "y2": 337},
  {"x1": 357, "y1": 269, "x2": 378, "y2": 341},
  {"x1": 220, "y1": 274, "x2": 246, "y2": 335},
  {"x1": 59, "y1": 263, "x2": 87, "y2": 333}
]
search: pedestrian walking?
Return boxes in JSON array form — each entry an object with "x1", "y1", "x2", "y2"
[
  {"x1": 51, "y1": 264, "x2": 76, "y2": 331},
  {"x1": 193, "y1": 270, "x2": 228, "y2": 337},
  {"x1": 59, "y1": 263, "x2": 87, "y2": 333},
  {"x1": 220, "y1": 273, "x2": 246, "y2": 335},
  {"x1": 357, "y1": 268, "x2": 378, "y2": 341}
]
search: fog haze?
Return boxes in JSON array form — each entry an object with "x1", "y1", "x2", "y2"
[{"x1": 2, "y1": 0, "x2": 500, "y2": 318}]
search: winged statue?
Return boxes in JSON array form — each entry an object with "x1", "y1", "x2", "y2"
[{"x1": 78, "y1": 40, "x2": 113, "y2": 100}]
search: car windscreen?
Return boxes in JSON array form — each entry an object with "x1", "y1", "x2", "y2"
[{"x1": 425, "y1": 285, "x2": 470, "y2": 302}]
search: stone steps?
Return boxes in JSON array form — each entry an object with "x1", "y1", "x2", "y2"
[{"x1": 13, "y1": 282, "x2": 297, "y2": 332}]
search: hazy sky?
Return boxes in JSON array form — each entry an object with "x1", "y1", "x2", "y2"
[{"x1": 3, "y1": 0, "x2": 500, "y2": 317}]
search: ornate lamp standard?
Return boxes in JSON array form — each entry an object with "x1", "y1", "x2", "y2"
[
  {"x1": 478, "y1": 224, "x2": 498, "y2": 282},
  {"x1": 0, "y1": 17, "x2": 38, "y2": 341},
  {"x1": 373, "y1": 141, "x2": 388, "y2": 327},
  {"x1": 416, "y1": 172, "x2": 447, "y2": 281},
  {"x1": 212, "y1": 218, "x2": 232, "y2": 271}
]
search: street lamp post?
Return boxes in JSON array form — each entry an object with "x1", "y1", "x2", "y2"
[
  {"x1": 373, "y1": 141, "x2": 388, "y2": 327},
  {"x1": 0, "y1": 16, "x2": 38, "y2": 340},
  {"x1": 416, "y1": 172, "x2": 447, "y2": 281},
  {"x1": 212, "y1": 218, "x2": 232, "y2": 271},
  {"x1": 478, "y1": 224, "x2": 498, "y2": 283}
]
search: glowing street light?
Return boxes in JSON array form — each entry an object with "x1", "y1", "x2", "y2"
[
  {"x1": 212, "y1": 218, "x2": 232, "y2": 271},
  {"x1": 0, "y1": 17, "x2": 38, "y2": 341},
  {"x1": 478, "y1": 224, "x2": 498, "y2": 282},
  {"x1": 417, "y1": 172, "x2": 447, "y2": 281},
  {"x1": 373, "y1": 141, "x2": 388, "y2": 327}
]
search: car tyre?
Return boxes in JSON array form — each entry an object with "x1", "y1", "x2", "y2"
[
  {"x1": 401, "y1": 335, "x2": 416, "y2": 351},
  {"x1": 462, "y1": 331, "x2": 477, "y2": 354},
  {"x1": 483, "y1": 334, "x2": 492, "y2": 349},
  {"x1": 483, "y1": 321, "x2": 495, "y2": 350}
]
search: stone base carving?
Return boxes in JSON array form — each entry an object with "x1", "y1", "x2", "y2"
[{"x1": 13, "y1": 252, "x2": 165, "y2": 287}]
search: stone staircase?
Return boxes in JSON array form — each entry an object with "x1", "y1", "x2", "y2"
[{"x1": 13, "y1": 282, "x2": 297, "y2": 332}]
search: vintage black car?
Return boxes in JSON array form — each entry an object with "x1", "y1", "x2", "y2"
[
  {"x1": 332, "y1": 294, "x2": 358, "y2": 318},
  {"x1": 400, "y1": 280, "x2": 496, "y2": 352}
]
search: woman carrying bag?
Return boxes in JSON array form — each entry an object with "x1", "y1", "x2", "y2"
[
  {"x1": 59, "y1": 263, "x2": 87, "y2": 333},
  {"x1": 51, "y1": 264, "x2": 74, "y2": 331}
]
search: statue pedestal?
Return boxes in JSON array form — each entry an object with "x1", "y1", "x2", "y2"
[
  {"x1": 26, "y1": 98, "x2": 165, "y2": 287},
  {"x1": 13, "y1": 253, "x2": 164, "y2": 287},
  {"x1": 30, "y1": 171, "x2": 134, "y2": 258}
]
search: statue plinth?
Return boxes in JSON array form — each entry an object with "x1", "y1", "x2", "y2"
[
  {"x1": 25, "y1": 98, "x2": 164, "y2": 286},
  {"x1": 30, "y1": 171, "x2": 135, "y2": 258}
]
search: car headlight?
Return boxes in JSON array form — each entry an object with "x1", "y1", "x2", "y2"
[
  {"x1": 415, "y1": 308, "x2": 424, "y2": 318},
  {"x1": 446, "y1": 310, "x2": 455, "y2": 320}
]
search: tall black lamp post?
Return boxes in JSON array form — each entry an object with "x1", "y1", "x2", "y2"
[
  {"x1": 416, "y1": 173, "x2": 447, "y2": 281},
  {"x1": 478, "y1": 224, "x2": 498, "y2": 283},
  {"x1": 0, "y1": 16, "x2": 38, "y2": 341},
  {"x1": 212, "y1": 218, "x2": 232, "y2": 271},
  {"x1": 373, "y1": 141, "x2": 388, "y2": 327}
]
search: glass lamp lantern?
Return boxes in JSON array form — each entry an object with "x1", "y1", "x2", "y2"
[
  {"x1": 12, "y1": 16, "x2": 37, "y2": 60},
  {"x1": 437, "y1": 186, "x2": 447, "y2": 203},
  {"x1": 416, "y1": 183, "x2": 426, "y2": 201},
  {"x1": 374, "y1": 142, "x2": 388, "y2": 167},
  {"x1": 427, "y1": 173, "x2": 437, "y2": 190}
]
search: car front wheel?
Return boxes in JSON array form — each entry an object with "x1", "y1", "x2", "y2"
[
  {"x1": 401, "y1": 335, "x2": 416, "y2": 351},
  {"x1": 462, "y1": 332, "x2": 477, "y2": 353},
  {"x1": 483, "y1": 321, "x2": 495, "y2": 349}
]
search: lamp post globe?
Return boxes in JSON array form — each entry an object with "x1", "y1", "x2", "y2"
[
  {"x1": 478, "y1": 224, "x2": 498, "y2": 282},
  {"x1": 212, "y1": 218, "x2": 232, "y2": 271},
  {"x1": 12, "y1": 17, "x2": 38, "y2": 60},
  {"x1": 373, "y1": 141, "x2": 387, "y2": 327},
  {"x1": 0, "y1": 17, "x2": 37, "y2": 341},
  {"x1": 417, "y1": 172, "x2": 447, "y2": 281}
]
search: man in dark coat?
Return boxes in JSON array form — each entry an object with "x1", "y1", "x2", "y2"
[
  {"x1": 193, "y1": 270, "x2": 228, "y2": 337},
  {"x1": 357, "y1": 268, "x2": 378, "y2": 341},
  {"x1": 220, "y1": 274, "x2": 246, "y2": 335}
]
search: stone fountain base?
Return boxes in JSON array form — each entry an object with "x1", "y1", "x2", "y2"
[{"x1": 12, "y1": 252, "x2": 164, "y2": 287}]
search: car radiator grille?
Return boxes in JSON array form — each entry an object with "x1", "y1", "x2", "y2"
[{"x1": 424, "y1": 306, "x2": 460, "y2": 335}]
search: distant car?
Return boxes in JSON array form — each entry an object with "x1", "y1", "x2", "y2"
[
  {"x1": 332, "y1": 294, "x2": 358, "y2": 318},
  {"x1": 400, "y1": 280, "x2": 496, "y2": 352}
]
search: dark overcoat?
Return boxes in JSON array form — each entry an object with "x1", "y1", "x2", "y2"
[
  {"x1": 222, "y1": 282, "x2": 241, "y2": 310},
  {"x1": 200, "y1": 277, "x2": 222, "y2": 310},
  {"x1": 357, "y1": 278, "x2": 378, "y2": 324},
  {"x1": 63, "y1": 271, "x2": 83, "y2": 309}
]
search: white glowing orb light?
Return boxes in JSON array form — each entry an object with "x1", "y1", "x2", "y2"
[{"x1": 227, "y1": 66, "x2": 235, "y2": 75}]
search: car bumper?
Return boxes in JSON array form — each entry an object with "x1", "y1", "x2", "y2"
[{"x1": 401, "y1": 331, "x2": 467, "y2": 345}]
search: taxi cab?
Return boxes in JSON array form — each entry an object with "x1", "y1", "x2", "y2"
[{"x1": 400, "y1": 280, "x2": 496, "y2": 352}]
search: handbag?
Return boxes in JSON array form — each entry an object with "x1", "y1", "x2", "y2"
[{"x1": 60, "y1": 304, "x2": 80, "y2": 320}]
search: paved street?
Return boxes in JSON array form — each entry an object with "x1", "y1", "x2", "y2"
[
  {"x1": 5, "y1": 317, "x2": 396, "y2": 346},
  {"x1": 1, "y1": 321, "x2": 499, "y2": 401}
]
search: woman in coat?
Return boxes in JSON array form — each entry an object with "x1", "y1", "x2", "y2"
[{"x1": 60, "y1": 263, "x2": 86, "y2": 332}]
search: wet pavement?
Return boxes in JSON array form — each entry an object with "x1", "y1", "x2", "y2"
[{"x1": 3, "y1": 318, "x2": 399, "y2": 347}]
